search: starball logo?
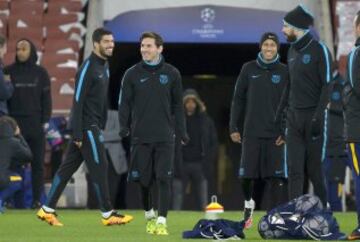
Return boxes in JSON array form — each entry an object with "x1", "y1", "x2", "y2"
[
  {"x1": 201, "y1": 8, "x2": 215, "y2": 23},
  {"x1": 192, "y1": 7, "x2": 224, "y2": 39}
]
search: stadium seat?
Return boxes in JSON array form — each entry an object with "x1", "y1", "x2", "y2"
[
  {"x1": 8, "y1": 14, "x2": 43, "y2": 28},
  {"x1": 43, "y1": 14, "x2": 78, "y2": 27},
  {"x1": 10, "y1": 0, "x2": 44, "y2": 16},
  {"x1": 8, "y1": 26, "x2": 43, "y2": 42},
  {"x1": 47, "y1": 66, "x2": 77, "y2": 81},
  {"x1": 46, "y1": 26, "x2": 81, "y2": 40},
  {"x1": 3, "y1": 51, "x2": 14, "y2": 66},
  {"x1": 0, "y1": 0, "x2": 8, "y2": 11},
  {"x1": 8, "y1": 36, "x2": 43, "y2": 51},
  {"x1": 0, "y1": 14, "x2": 7, "y2": 36},
  {"x1": 44, "y1": 39, "x2": 79, "y2": 53},
  {"x1": 41, "y1": 53, "x2": 78, "y2": 67},
  {"x1": 47, "y1": 0, "x2": 83, "y2": 14}
]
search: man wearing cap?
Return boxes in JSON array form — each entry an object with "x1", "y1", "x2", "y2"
[
  {"x1": 230, "y1": 32, "x2": 288, "y2": 228},
  {"x1": 279, "y1": 5, "x2": 332, "y2": 206}
]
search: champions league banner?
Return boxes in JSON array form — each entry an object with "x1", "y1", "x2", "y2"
[{"x1": 104, "y1": 5, "x2": 289, "y2": 43}]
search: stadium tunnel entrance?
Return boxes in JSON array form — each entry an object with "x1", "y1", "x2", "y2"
[{"x1": 108, "y1": 42, "x2": 289, "y2": 210}]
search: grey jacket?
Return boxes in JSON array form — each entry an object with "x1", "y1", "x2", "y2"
[{"x1": 103, "y1": 110, "x2": 127, "y2": 175}]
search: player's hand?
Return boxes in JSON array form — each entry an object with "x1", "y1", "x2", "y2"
[
  {"x1": 275, "y1": 136, "x2": 285, "y2": 146},
  {"x1": 119, "y1": 128, "x2": 130, "y2": 138},
  {"x1": 181, "y1": 134, "x2": 190, "y2": 145},
  {"x1": 74, "y1": 141, "x2": 82, "y2": 148},
  {"x1": 230, "y1": 132, "x2": 241, "y2": 143},
  {"x1": 14, "y1": 125, "x2": 20, "y2": 136},
  {"x1": 4, "y1": 74, "x2": 11, "y2": 83}
]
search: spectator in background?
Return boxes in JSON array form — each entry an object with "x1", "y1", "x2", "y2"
[
  {"x1": 0, "y1": 116, "x2": 32, "y2": 212},
  {"x1": 4, "y1": 39, "x2": 52, "y2": 208},
  {"x1": 323, "y1": 66, "x2": 347, "y2": 211},
  {"x1": 87, "y1": 109, "x2": 128, "y2": 209},
  {"x1": 0, "y1": 34, "x2": 13, "y2": 117},
  {"x1": 173, "y1": 89, "x2": 218, "y2": 210}
]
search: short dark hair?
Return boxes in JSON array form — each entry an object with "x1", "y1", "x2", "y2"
[
  {"x1": 140, "y1": 32, "x2": 163, "y2": 47},
  {"x1": 0, "y1": 116, "x2": 18, "y2": 131},
  {"x1": 92, "y1": 28, "x2": 113, "y2": 44},
  {"x1": 0, "y1": 34, "x2": 6, "y2": 48},
  {"x1": 356, "y1": 11, "x2": 360, "y2": 27}
]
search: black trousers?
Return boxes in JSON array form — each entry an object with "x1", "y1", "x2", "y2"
[
  {"x1": 87, "y1": 151, "x2": 127, "y2": 209},
  {"x1": 45, "y1": 126, "x2": 112, "y2": 211},
  {"x1": 15, "y1": 116, "x2": 45, "y2": 203},
  {"x1": 182, "y1": 162, "x2": 208, "y2": 210},
  {"x1": 286, "y1": 108, "x2": 327, "y2": 205}
]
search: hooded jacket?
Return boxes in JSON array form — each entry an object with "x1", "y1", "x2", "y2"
[
  {"x1": 174, "y1": 89, "x2": 218, "y2": 178},
  {"x1": 0, "y1": 119, "x2": 32, "y2": 188},
  {"x1": 4, "y1": 39, "x2": 52, "y2": 124}
]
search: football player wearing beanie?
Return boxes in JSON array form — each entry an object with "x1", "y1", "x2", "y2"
[
  {"x1": 277, "y1": 4, "x2": 332, "y2": 207},
  {"x1": 230, "y1": 32, "x2": 288, "y2": 228}
]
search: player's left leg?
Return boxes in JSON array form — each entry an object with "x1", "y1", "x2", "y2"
[
  {"x1": 153, "y1": 142, "x2": 174, "y2": 235},
  {"x1": 83, "y1": 127, "x2": 133, "y2": 226},
  {"x1": 263, "y1": 138, "x2": 288, "y2": 210}
]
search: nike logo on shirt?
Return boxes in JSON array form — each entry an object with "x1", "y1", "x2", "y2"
[
  {"x1": 251, "y1": 74, "x2": 261, "y2": 78},
  {"x1": 140, "y1": 78, "x2": 149, "y2": 83}
]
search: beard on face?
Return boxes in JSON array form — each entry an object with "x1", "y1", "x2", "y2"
[
  {"x1": 99, "y1": 46, "x2": 112, "y2": 58},
  {"x1": 284, "y1": 32, "x2": 297, "y2": 43}
]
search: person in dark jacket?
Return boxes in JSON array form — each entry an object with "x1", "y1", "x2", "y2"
[
  {"x1": 323, "y1": 68, "x2": 347, "y2": 212},
  {"x1": 172, "y1": 89, "x2": 218, "y2": 210},
  {"x1": 37, "y1": 28, "x2": 132, "y2": 227},
  {"x1": 279, "y1": 5, "x2": 332, "y2": 206},
  {"x1": 118, "y1": 32, "x2": 187, "y2": 235},
  {"x1": 343, "y1": 11, "x2": 360, "y2": 240},
  {"x1": 0, "y1": 34, "x2": 13, "y2": 117},
  {"x1": 230, "y1": 32, "x2": 288, "y2": 229},
  {"x1": 0, "y1": 116, "x2": 32, "y2": 212},
  {"x1": 4, "y1": 39, "x2": 51, "y2": 207}
]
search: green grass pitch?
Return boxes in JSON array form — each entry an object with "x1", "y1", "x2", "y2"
[{"x1": 0, "y1": 210, "x2": 357, "y2": 241}]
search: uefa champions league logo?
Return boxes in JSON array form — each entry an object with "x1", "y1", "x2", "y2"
[
  {"x1": 201, "y1": 8, "x2": 215, "y2": 23},
  {"x1": 192, "y1": 7, "x2": 223, "y2": 39}
]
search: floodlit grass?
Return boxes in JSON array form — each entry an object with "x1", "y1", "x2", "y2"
[{"x1": 0, "y1": 210, "x2": 356, "y2": 241}]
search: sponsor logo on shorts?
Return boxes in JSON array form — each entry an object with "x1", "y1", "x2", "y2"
[{"x1": 131, "y1": 171, "x2": 140, "y2": 178}]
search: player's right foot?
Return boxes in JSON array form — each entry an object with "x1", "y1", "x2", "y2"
[
  {"x1": 102, "y1": 211, "x2": 133, "y2": 226},
  {"x1": 244, "y1": 199, "x2": 255, "y2": 229},
  {"x1": 37, "y1": 208, "x2": 63, "y2": 226},
  {"x1": 154, "y1": 223, "x2": 169, "y2": 235},
  {"x1": 146, "y1": 218, "x2": 156, "y2": 234},
  {"x1": 348, "y1": 227, "x2": 360, "y2": 240}
]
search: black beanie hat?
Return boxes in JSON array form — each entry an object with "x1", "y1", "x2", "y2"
[
  {"x1": 259, "y1": 32, "x2": 279, "y2": 49},
  {"x1": 284, "y1": 5, "x2": 314, "y2": 30}
]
